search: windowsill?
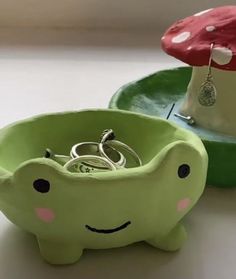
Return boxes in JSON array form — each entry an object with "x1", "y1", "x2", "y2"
[{"x1": 0, "y1": 28, "x2": 233, "y2": 279}]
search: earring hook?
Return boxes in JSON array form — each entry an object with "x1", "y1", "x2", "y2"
[
  {"x1": 198, "y1": 42, "x2": 217, "y2": 106},
  {"x1": 207, "y1": 43, "x2": 214, "y2": 77}
]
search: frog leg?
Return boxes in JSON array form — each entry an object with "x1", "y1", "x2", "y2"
[
  {"x1": 37, "y1": 238, "x2": 83, "y2": 265},
  {"x1": 146, "y1": 223, "x2": 187, "y2": 251}
]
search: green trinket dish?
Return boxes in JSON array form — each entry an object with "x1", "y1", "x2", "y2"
[
  {"x1": 109, "y1": 66, "x2": 236, "y2": 187},
  {"x1": 0, "y1": 109, "x2": 207, "y2": 264}
]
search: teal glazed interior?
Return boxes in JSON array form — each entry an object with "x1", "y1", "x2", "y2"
[
  {"x1": 110, "y1": 67, "x2": 191, "y2": 117},
  {"x1": 109, "y1": 67, "x2": 236, "y2": 187},
  {"x1": 0, "y1": 109, "x2": 207, "y2": 264}
]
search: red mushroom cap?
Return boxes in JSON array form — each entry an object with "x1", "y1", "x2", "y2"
[{"x1": 162, "y1": 6, "x2": 236, "y2": 71}]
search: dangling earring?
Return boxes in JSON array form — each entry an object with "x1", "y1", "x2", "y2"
[{"x1": 198, "y1": 43, "x2": 217, "y2": 106}]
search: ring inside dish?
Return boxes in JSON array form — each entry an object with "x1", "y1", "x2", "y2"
[{"x1": 0, "y1": 110, "x2": 193, "y2": 173}]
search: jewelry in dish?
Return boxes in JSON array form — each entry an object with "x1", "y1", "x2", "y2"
[
  {"x1": 70, "y1": 141, "x2": 126, "y2": 169},
  {"x1": 44, "y1": 128, "x2": 141, "y2": 172},
  {"x1": 64, "y1": 155, "x2": 116, "y2": 173},
  {"x1": 44, "y1": 148, "x2": 70, "y2": 165},
  {"x1": 99, "y1": 139, "x2": 142, "y2": 167},
  {"x1": 99, "y1": 129, "x2": 142, "y2": 167}
]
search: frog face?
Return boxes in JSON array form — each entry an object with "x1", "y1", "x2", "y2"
[
  {"x1": 0, "y1": 110, "x2": 208, "y2": 264},
  {"x1": 1, "y1": 162, "x2": 157, "y2": 248},
  {"x1": 151, "y1": 141, "x2": 208, "y2": 228},
  {"x1": 0, "y1": 139, "x2": 207, "y2": 250}
]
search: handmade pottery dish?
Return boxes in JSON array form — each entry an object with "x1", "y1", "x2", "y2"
[
  {"x1": 109, "y1": 66, "x2": 236, "y2": 187},
  {"x1": 110, "y1": 6, "x2": 236, "y2": 188},
  {"x1": 0, "y1": 109, "x2": 207, "y2": 264}
]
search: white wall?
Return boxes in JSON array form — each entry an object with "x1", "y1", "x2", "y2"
[{"x1": 0, "y1": 0, "x2": 235, "y2": 31}]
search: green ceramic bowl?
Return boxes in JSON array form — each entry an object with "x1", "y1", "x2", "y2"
[
  {"x1": 109, "y1": 67, "x2": 236, "y2": 188},
  {"x1": 0, "y1": 109, "x2": 207, "y2": 264}
]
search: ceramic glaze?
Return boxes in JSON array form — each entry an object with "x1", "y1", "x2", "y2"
[
  {"x1": 180, "y1": 66, "x2": 236, "y2": 136},
  {"x1": 161, "y1": 6, "x2": 236, "y2": 136},
  {"x1": 0, "y1": 109, "x2": 207, "y2": 264},
  {"x1": 109, "y1": 67, "x2": 236, "y2": 187}
]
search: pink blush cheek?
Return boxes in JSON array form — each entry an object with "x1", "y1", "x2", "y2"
[
  {"x1": 177, "y1": 198, "x2": 191, "y2": 212},
  {"x1": 35, "y1": 208, "x2": 55, "y2": 223}
]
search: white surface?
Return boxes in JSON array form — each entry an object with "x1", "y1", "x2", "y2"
[
  {"x1": 1, "y1": 187, "x2": 235, "y2": 279},
  {"x1": 0, "y1": 28, "x2": 182, "y2": 127},
  {"x1": 0, "y1": 28, "x2": 235, "y2": 279}
]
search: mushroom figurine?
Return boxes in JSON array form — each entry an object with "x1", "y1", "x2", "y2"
[{"x1": 161, "y1": 6, "x2": 236, "y2": 136}]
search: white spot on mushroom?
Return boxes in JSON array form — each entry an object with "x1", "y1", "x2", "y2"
[
  {"x1": 194, "y1": 8, "x2": 213, "y2": 16},
  {"x1": 161, "y1": 36, "x2": 165, "y2": 40},
  {"x1": 212, "y1": 47, "x2": 233, "y2": 65},
  {"x1": 172, "y1": 32, "x2": 191, "y2": 43},
  {"x1": 187, "y1": 46, "x2": 192, "y2": 50},
  {"x1": 206, "y1": 25, "x2": 215, "y2": 32}
]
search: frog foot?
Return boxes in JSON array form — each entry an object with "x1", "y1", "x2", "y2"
[
  {"x1": 146, "y1": 223, "x2": 187, "y2": 251},
  {"x1": 37, "y1": 238, "x2": 83, "y2": 265}
]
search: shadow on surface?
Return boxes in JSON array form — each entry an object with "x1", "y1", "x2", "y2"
[
  {"x1": 1, "y1": 187, "x2": 236, "y2": 279},
  {"x1": 0, "y1": 225, "x2": 177, "y2": 279}
]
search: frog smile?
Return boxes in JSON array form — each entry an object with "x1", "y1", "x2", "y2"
[{"x1": 85, "y1": 221, "x2": 131, "y2": 234}]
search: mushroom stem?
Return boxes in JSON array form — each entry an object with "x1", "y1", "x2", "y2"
[{"x1": 179, "y1": 66, "x2": 236, "y2": 136}]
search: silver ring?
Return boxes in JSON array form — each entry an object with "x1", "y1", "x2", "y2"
[
  {"x1": 64, "y1": 155, "x2": 116, "y2": 173},
  {"x1": 99, "y1": 140, "x2": 142, "y2": 167},
  {"x1": 70, "y1": 142, "x2": 126, "y2": 168},
  {"x1": 100, "y1": 129, "x2": 115, "y2": 143},
  {"x1": 45, "y1": 148, "x2": 71, "y2": 165}
]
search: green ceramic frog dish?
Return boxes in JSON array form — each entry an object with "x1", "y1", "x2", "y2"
[
  {"x1": 109, "y1": 66, "x2": 236, "y2": 187},
  {"x1": 110, "y1": 6, "x2": 236, "y2": 188},
  {"x1": 0, "y1": 110, "x2": 207, "y2": 264}
]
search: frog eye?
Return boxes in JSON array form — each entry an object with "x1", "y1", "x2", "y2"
[
  {"x1": 178, "y1": 164, "x2": 190, "y2": 178},
  {"x1": 33, "y1": 179, "x2": 50, "y2": 193}
]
